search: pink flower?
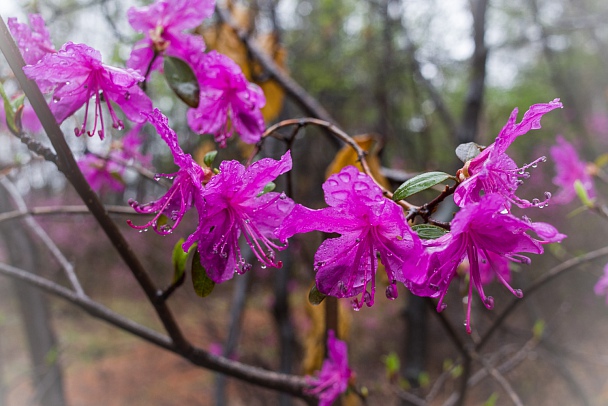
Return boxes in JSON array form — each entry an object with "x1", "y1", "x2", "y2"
[
  {"x1": 594, "y1": 264, "x2": 608, "y2": 306},
  {"x1": 110, "y1": 124, "x2": 152, "y2": 168},
  {"x1": 8, "y1": 14, "x2": 55, "y2": 65},
  {"x1": 404, "y1": 193, "x2": 565, "y2": 333},
  {"x1": 78, "y1": 153, "x2": 125, "y2": 193},
  {"x1": 187, "y1": 51, "x2": 266, "y2": 148},
  {"x1": 306, "y1": 330, "x2": 352, "y2": 406},
  {"x1": 1, "y1": 99, "x2": 43, "y2": 133},
  {"x1": 278, "y1": 166, "x2": 423, "y2": 309},
  {"x1": 128, "y1": 109, "x2": 209, "y2": 235},
  {"x1": 550, "y1": 135, "x2": 595, "y2": 204},
  {"x1": 183, "y1": 151, "x2": 294, "y2": 282},
  {"x1": 23, "y1": 42, "x2": 152, "y2": 140},
  {"x1": 126, "y1": 0, "x2": 214, "y2": 75},
  {"x1": 454, "y1": 99, "x2": 562, "y2": 209}
]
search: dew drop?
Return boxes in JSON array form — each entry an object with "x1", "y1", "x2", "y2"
[
  {"x1": 438, "y1": 303, "x2": 447, "y2": 312},
  {"x1": 513, "y1": 289, "x2": 524, "y2": 298},
  {"x1": 338, "y1": 172, "x2": 351, "y2": 183},
  {"x1": 327, "y1": 179, "x2": 339, "y2": 187},
  {"x1": 279, "y1": 192, "x2": 287, "y2": 200},
  {"x1": 532, "y1": 198, "x2": 540, "y2": 205},
  {"x1": 260, "y1": 264, "x2": 267, "y2": 269},
  {"x1": 544, "y1": 191, "x2": 552, "y2": 199}
]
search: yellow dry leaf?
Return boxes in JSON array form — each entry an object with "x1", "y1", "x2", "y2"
[
  {"x1": 201, "y1": 3, "x2": 286, "y2": 123},
  {"x1": 302, "y1": 291, "x2": 352, "y2": 375},
  {"x1": 325, "y1": 134, "x2": 390, "y2": 189}
]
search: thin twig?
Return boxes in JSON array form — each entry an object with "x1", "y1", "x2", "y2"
[
  {"x1": 262, "y1": 118, "x2": 418, "y2": 210},
  {"x1": 0, "y1": 178, "x2": 85, "y2": 296},
  {"x1": 215, "y1": 4, "x2": 339, "y2": 131},
  {"x1": 0, "y1": 204, "x2": 141, "y2": 224},
  {"x1": 477, "y1": 245, "x2": 608, "y2": 351},
  {"x1": 0, "y1": 15, "x2": 189, "y2": 350},
  {"x1": 0, "y1": 261, "x2": 312, "y2": 397}
]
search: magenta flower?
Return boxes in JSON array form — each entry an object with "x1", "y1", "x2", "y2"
[
  {"x1": 594, "y1": 263, "x2": 608, "y2": 306},
  {"x1": 278, "y1": 166, "x2": 423, "y2": 309},
  {"x1": 23, "y1": 42, "x2": 152, "y2": 140},
  {"x1": 454, "y1": 99, "x2": 563, "y2": 209},
  {"x1": 550, "y1": 135, "x2": 595, "y2": 204},
  {"x1": 306, "y1": 330, "x2": 352, "y2": 406},
  {"x1": 128, "y1": 109, "x2": 209, "y2": 235},
  {"x1": 8, "y1": 14, "x2": 55, "y2": 65},
  {"x1": 1, "y1": 99, "x2": 43, "y2": 133},
  {"x1": 126, "y1": 0, "x2": 214, "y2": 75},
  {"x1": 404, "y1": 193, "x2": 565, "y2": 333},
  {"x1": 183, "y1": 151, "x2": 294, "y2": 282},
  {"x1": 187, "y1": 51, "x2": 266, "y2": 148},
  {"x1": 78, "y1": 153, "x2": 125, "y2": 193},
  {"x1": 110, "y1": 124, "x2": 152, "y2": 168}
]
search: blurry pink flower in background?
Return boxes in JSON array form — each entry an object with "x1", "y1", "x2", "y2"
[
  {"x1": 550, "y1": 135, "x2": 595, "y2": 204},
  {"x1": 306, "y1": 330, "x2": 352, "y2": 406},
  {"x1": 594, "y1": 264, "x2": 608, "y2": 305}
]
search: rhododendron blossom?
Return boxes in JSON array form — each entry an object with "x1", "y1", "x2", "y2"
[
  {"x1": 183, "y1": 151, "x2": 294, "y2": 283},
  {"x1": 404, "y1": 193, "x2": 565, "y2": 333},
  {"x1": 306, "y1": 330, "x2": 352, "y2": 406},
  {"x1": 594, "y1": 263, "x2": 608, "y2": 305},
  {"x1": 23, "y1": 42, "x2": 152, "y2": 140},
  {"x1": 454, "y1": 99, "x2": 563, "y2": 209},
  {"x1": 550, "y1": 135, "x2": 595, "y2": 204},
  {"x1": 278, "y1": 166, "x2": 423, "y2": 310},
  {"x1": 187, "y1": 51, "x2": 266, "y2": 147},
  {"x1": 128, "y1": 109, "x2": 209, "y2": 235},
  {"x1": 8, "y1": 14, "x2": 55, "y2": 65},
  {"x1": 78, "y1": 153, "x2": 124, "y2": 193},
  {"x1": 126, "y1": 0, "x2": 215, "y2": 75}
]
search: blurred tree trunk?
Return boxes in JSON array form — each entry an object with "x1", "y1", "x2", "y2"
[{"x1": 0, "y1": 186, "x2": 66, "y2": 406}]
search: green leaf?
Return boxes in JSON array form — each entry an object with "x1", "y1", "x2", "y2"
[
  {"x1": 533, "y1": 319, "x2": 545, "y2": 340},
  {"x1": 382, "y1": 352, "x2": 400, "y2": 377},
  {"x1": 171, "y1": 238, "x2": 190, "y2": 284},
  {"x1": 257, "y1": 181, "x2": 276, "y2": 197},
  {"x1": 393, "y1": 171, "x2": 452, "y2": 201},
  {"x1": 412, "y1": 224, "x2": 449, "y2": 240},
  {"x1": 191, "y1": 251, "x2": 215, "y2": 297},
  {"x1": 0, "y1": 82, "x2": 18, "y2": 134},
  {"x1": 483, "y1": 393, "x2": 500, "y2": 406},
  {"x1": 164, "y1": 56, "x2": 200, "y2": 108},
  {"x1": 203, "y1": 150, "x2": 218, "y2": 167},
  {"x1": 455, "y1": 142, "x2": 485, "y2": 163},
  {"x1": 574, "y1": 179, "x2": 594, "y2": 207},
  {"x1": 308, "y1": 284, "x2": 326, "y2": 305}
]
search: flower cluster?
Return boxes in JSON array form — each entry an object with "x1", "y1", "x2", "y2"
[
  {"x1": 23, "y1": 42, "x2": 152, "y2": 140},
  {"x1": 128, "y1": 109, "x2": 292, "y2": 282},
  {"x1": 126, "y1": 0, "x2": 215, "y2": 75},
  {"x1": 127, "y1": 0, "x2": 266, "y2": 147}
]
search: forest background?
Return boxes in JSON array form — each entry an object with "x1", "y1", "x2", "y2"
[{"x1": 2, "y1": 0, "x2": 608, "y2": 405}]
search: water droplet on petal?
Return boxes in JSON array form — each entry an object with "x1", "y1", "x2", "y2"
[
  {"x1": 338, "y1": 172, "x2": 351, "y2": 183},
  {"x1": 513, "y1": 289, "x2": 524, "y2": 298}
]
